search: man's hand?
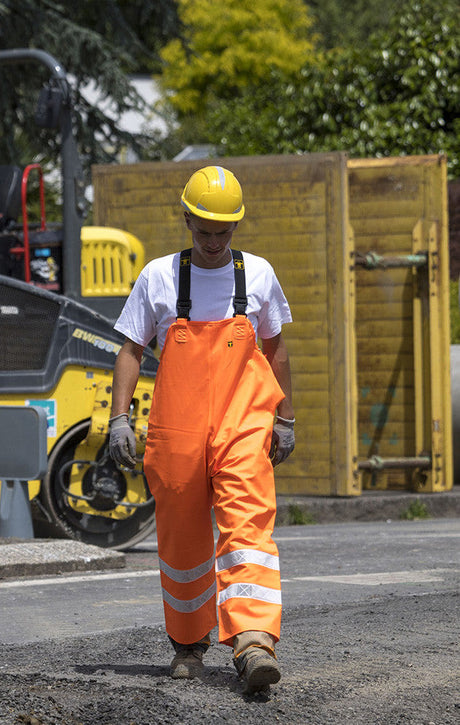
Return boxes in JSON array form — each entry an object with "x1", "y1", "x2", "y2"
[
  {"x1": 270, "y1": 417, "x2": 295, "y2": 466},
  {"x1": 109, "y1": 413, "x2": 137, "y2": 469}
]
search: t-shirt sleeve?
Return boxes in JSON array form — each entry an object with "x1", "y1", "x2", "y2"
[
  {"x1": 114, "y1": 268, "x2": 157, "y2": 347},
  {"x1": 257, "y1": 264, "x2": 292, "y2": 340}
]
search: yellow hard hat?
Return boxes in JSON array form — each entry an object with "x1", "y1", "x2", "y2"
[{"x1": 181, "y1": 165, "x2": 245, "y2": 221}]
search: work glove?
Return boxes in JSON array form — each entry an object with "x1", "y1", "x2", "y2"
[
  {"x1": 270, "y1": 417, "x2": 295, "y2": 466},
  {"x1": 109, "y1": 413, "x2": 137, "y2": 469}
]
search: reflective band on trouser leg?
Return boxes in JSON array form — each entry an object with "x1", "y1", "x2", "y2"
[
  {"x1": 161, "y1": 553, "x2": 215, "y2": 583},
  {"x1": 143, "y1": 316, "x2": 284, "y2": 646},
  {"x1": 216, "y1": 548, "x2": 279, "y2": 572}
]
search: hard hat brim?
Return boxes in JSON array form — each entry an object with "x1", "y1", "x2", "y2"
[{"x1": 181, "y1": 197, "x2": 245, "y2": 222}]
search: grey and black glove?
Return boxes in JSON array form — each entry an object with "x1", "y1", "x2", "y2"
[
  {"x1": 109, "y1": 413, "x2": 137, "y2": 469},
  {"x1": 270, "y1": 416, "x2": 295, "y2": 466}
]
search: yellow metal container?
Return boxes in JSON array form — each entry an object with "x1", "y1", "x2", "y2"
[{"x1": 92, "y1": 153, "x2": 452, "y2": 495}]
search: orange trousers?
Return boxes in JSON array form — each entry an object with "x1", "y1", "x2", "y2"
[{"x1": 143, "y1": 316, "x2": 284, "y2": 646}]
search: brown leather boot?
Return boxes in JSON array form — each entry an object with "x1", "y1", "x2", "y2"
[
  {"x1": 169, "y1": 634, "x2": 211, "y2": 679},
  {"x1": 233, "y1": 631, "x2": 281, "y2": 693}
]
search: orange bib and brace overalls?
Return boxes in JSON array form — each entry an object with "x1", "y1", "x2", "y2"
[{"x1": 143, "y1": 249, "x2": 284, "y2": 646}]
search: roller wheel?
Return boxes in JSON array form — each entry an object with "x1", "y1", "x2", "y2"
[{"x1": 40, "y1": 420, "x2": 155, "y2": 550}]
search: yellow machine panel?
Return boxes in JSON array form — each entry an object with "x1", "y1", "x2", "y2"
[
  {"x1": 66, "y1": 379, "x2": 153, "y2": 519},
  {"x1": 0, "y1": 368, "x2": 155, "y2": 510},
  {"x1": 0, "y1": 366, "x2": 113, "y2": 451},
  {"x1": 81, "y1": 226, "x2": 144, "y2": 297}
]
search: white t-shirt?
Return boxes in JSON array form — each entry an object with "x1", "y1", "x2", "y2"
[{"x1": 114, "y1": 251, "x2": 292, "y2": 349}]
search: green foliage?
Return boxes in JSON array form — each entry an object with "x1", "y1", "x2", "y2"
[
  {"x1": 400, "y1": 499, "x2": 430, "y2": 520},
  {"x1": 288, "y1": 503, "x2": 316, "y2": 525},
  {"x1": 205, "y1": 0, "x2": 460, "y2": 177},
  {"x1": 306, "y1": 0, "x2": 401, "y2": 50},
  {"x1": 450, "y1": 280, "x2": 460, "y2": 344},
  {"x1": 76, "y1": 0, "x2": 181, "y2": 74},
  {"x1": 158, "y1": 0, "x2": 316, "y2": 116}
]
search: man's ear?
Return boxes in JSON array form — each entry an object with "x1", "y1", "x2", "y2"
[{"x1": 184, "y1": 211, "x2": 192, "y2": 229}]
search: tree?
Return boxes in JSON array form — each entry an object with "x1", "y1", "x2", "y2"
[
  {"x1": 206, "y1": 0, "x2": 460, "y2": 177},
  {"x1": 156, "y1": 0, "x2": 317, "y2": 139},
  {"x1": 305, "y1": 0, "x2": 401, "y2": 51},
  {"x1": 0, "y1": 0, "x2": 180, "y2": 173},
  {"x1": 71, "y1": 0, "x2": 182, "y2": 75}
]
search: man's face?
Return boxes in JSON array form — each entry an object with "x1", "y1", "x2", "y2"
[{"x1": 185, "y1": 212, "x2": 237, "y2": 269}]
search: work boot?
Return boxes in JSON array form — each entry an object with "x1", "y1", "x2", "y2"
[
  {"x1": 233, "y1": 631, "x2": 281, "y2": 694},
  {"x1": 169, "y1": 634, "x2": 210, "y2": 680}
]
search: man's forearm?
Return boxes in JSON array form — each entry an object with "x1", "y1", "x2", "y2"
[
  {"x1": 262, "y1": 334, "x2": 295, "y2": 420},
  {"x1": 111, "y1": 340, "x2": 144, "y2": 417}
]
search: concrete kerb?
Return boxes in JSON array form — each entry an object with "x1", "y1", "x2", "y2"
[
  {"x1": 275, "y1": 489, "x2": 460, "y2": 526},
  {"x1": 0, "y1": 539, "x2": 126, "y2": 579},
  {"x1": 0, "y1": 489, "x2": 459, "y2": 580}
]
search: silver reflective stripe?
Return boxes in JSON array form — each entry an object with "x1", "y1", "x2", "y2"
[
  {"x1": 162, "y1": 580, "x2": 217, "y2": 613},
  {"x1": 218, "y1": 582, "x2": 282, "y2": 606},
  {"x1": 216, "y1": 549, "x2": 279, "y2": 572},
  {"x1": 159, "y1": 554, "x2": 215, "y2": 583},
  {"x1": 216, "y1": 166, "x2": 226, "y2": 189}
]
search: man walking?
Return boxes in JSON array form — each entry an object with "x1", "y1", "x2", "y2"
[{"x1": 109, "y1": 165, "x2": 295, "y2": 693}]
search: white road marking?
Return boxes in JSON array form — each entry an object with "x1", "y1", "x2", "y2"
[
  {"x1": 137, "y1": 530, "x2": 460, "y2": 547},
  {"x1": 282, "y1": 569, "x2": 454, "y2": 586},
  {"x1": 0, "y1": 569, "x2": 160, "y2": 589},
  {"x1": 92, "y1": 597, "x2": 162, "y2": 607},
  {"x1": 396, "y1": 533, "x2": 460, "y2": 539},
  {"x1": 3, "y1": 568, "x2": 449, "y2": 590},
  {"x1": 273, "y1": 532, "x2": 318, "y2": 541}
]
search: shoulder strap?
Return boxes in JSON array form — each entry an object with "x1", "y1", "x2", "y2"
[
  {"x1": 176, "y1": 248, "x2": 192, "y2": 319},
  {"x1": 232, "y1": 250, "x2": 247, "y2": 317},
  {"x1": 176, "y1": 248, "x2": 247, "y2": 319}
]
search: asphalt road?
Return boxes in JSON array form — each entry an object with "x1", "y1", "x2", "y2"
[
  {"x1": 0, "y1": 518, "x2": 458, "y2": 724},
  {"x1": 0, "y1": 518, "x2": 458, "y2": 645}
]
